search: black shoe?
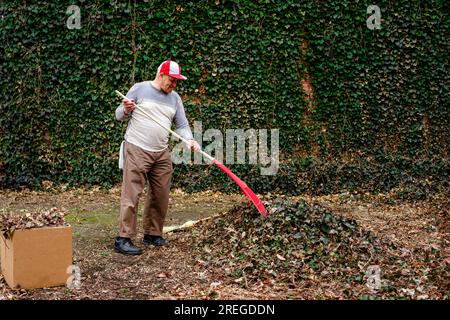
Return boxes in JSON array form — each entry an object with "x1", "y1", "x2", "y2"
[
  {"x1": 143, "y1": 234, "x2": 168, "y2": 246},
  {"x1": 114, "y1": 237, "x2": 143, "y2": 255}
]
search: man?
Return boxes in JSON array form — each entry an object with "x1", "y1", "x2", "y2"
[{"x1": 114, "y1": 59, "x2": 200, "y2": 255}]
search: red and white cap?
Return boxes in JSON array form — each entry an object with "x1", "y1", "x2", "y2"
[{"x1": 158, "y1": 59, "x2": 187, "y2": 80}]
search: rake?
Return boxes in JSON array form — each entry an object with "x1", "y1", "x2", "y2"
[{"x1": 115, "y1": 90, "x2": 268, "y2": 217}]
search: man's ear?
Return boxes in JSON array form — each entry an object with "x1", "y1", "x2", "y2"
[{"x1": 158, "y1": 73, "x2": 166, "y2": 82}]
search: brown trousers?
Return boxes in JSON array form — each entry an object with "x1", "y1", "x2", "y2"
[{"x1": 119, "y1": 142, "x2": 172, "y2": 239}]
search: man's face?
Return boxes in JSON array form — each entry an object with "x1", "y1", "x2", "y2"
[{"x1": 160, "y1": 74, "x2": 178, "y2": 94}]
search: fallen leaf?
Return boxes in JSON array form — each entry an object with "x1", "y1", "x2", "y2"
[{"x1": 276, "y1": 254, "x2": 286, "y2": 261}]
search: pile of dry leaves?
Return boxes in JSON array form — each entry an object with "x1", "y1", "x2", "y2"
[
  {"x1": 191, "y1": 199, "x2": 448, "y2": 299},
  {"x1": 0, "y1": 207, "x2": 68, "y2": 239}
]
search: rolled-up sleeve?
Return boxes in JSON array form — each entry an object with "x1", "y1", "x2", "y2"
[{"x1": 115, "y1": 104, "x2": 126, "y2": 121}]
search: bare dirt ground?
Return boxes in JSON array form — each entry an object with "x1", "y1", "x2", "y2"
[{"x1": 0, "y1": 187, "x2": 448, "y2": 300}]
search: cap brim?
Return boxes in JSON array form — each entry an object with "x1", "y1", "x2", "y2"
[{"x1": 169, "y1": 74, "x2": 187, "y2": 80}]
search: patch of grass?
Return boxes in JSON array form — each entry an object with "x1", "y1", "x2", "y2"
[
  {"x1": 65, "y1": 207, "x2": 117, "y2": 226},
  {"x1": 117, "y1": 288, "x2": 130, "y2": 294}
]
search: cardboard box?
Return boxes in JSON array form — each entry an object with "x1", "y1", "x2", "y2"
[{"x1": 0, "y1": 225, "x2": 73, "y2": 289}]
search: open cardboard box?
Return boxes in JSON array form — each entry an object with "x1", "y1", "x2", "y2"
[{"x1": 0, "y1": 225, "x2": 73, "y2": 289}]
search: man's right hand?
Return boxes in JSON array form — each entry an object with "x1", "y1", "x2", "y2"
[{"x1": 123, "y1": 98, "x2": 136, "y2": 115}]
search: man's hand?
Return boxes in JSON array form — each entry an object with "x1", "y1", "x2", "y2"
[
  {"x1": 186, "y1": 140, "x2": 200, "y2": 151},
  {"x1": 122, "y1": 98, "x2": 136, "y2": 115}
]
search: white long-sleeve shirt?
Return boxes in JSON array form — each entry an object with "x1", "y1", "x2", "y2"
[{"x1": 115, "y1": 81, "x2": 194, "y2": 152}]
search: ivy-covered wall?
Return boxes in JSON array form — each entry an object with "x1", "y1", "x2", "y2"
[{"x1": 0, "y1": 0, "x2": 448, "y2": 194}]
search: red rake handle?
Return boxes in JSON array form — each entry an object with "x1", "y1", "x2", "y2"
[{"x1": 115, "y1": 90, "x2": 268, "y2": 217}]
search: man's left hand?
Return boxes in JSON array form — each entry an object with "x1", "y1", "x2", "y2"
[{"x1": 186, "y1": 140, "x2": 200, "y2": 151}]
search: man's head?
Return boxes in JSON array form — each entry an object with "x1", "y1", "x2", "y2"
[{"x1": 155, "y1": 60, "x2": 187, "y2": 94}]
